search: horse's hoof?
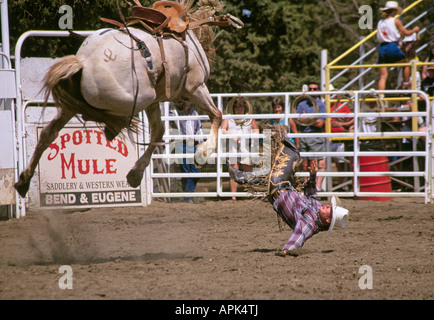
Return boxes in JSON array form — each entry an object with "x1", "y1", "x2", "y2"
[
  {"x1": 126, "y1": 170, "x2": 142, "y2": 188},
  {"x1": 14, "y1": 180, "x2": 30, "y2": 198},
  {"x1": 193, "y1": 155, "x2": 203, "y2": 169},
  {"x1": 194, "y1": 149, "x2": 208, "y2": 168},
  {"x1": 193, "y1": 162, "x2": 203, "y2": 169}
]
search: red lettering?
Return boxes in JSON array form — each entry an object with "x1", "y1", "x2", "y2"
[
  {"x1": 47, "y1": 142, "x2": 59, "y2": 161},
  {"x1": 60, "y1": 133, "x2": 71, "y2": 149},
  {"x1": 72, "y1": 130, "x2": 83, "y2": 145},
  {"x1": 117, "y1": 140, "x2": 128, "y2": 157},
  {"x1": 52, "y1": 129, "x2": 127, "y2": 178},
  {"x1": 92, "y1": 159, "x2": 104, "y2": 174},
  {"x1": 106, "y1": 139, "x2": 117, "y2": 151},
  {"x1": 94, "y1": 130, "x2": 104, "y2": 145},
  {"x1": 60, "y1": 153, "x2": 76, "y2": 179},
  {"x1": 77, "y1": 159, "x2": 90, "y2": 174},
  {"x1": 83, "y1": 129, "x2": 93, "y2": 144},
  {"x1": 105, "y1": 159, "x2": 117, "y2": 174}
]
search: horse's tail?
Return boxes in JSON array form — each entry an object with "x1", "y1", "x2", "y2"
[
  {"x1": 42, "y1": 55, "x2": 81, "y2": 105},
  {"x1": 42, "y1": 55, "x2": 137, "y2": 140},
  {"x1": 43, "y1": 55, "x2": 83, "y2": 90},
  {"x1": 42, "y1": 55, "x2": 86, "y2": 116}
]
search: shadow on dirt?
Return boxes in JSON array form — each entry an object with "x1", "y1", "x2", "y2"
[{"x1": 29, "y1": 252, "x2": 192, "y2": 266}]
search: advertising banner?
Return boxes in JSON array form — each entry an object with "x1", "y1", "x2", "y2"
[{"x1": 37, "y1": 125, "x2": 142, "y2": 208}]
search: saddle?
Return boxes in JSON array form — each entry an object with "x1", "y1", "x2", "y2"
[
  {"x1": 127, "y1": 1, "x2": 190, "y2": 38},
  {"x1": 102, "y1": 0, "x2": 243, "y2": 40},
  {"x1": 100, "y1": 0, "x2": 243, "y2": 99},
  {"x1": 99, "y1": 1, "x2": 191, "y2": 100}
]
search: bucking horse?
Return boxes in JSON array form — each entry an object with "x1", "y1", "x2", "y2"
[{"x1": 15, "y1": 0, "x2": 243, "y2": 197}]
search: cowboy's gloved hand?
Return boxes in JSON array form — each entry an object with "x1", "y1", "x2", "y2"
[
  {"x1": 304, "y1": 158, "x2": 318, "y2": 197},
  {"x1": 308, "y1": 158, "x2": 318, "y2": 178}
]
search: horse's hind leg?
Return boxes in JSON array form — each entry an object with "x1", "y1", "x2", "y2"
[
  {"x1": 126, "y1": 103, "x2": 164, "y2": 188},
  {"x1": 15, "y1": 109, "x2": 74, "y2": 197},
  {"x1": 188, "y1": 84, "x2": 222, "y2": 167}
]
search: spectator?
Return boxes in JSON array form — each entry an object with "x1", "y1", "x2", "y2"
[
  {"x1": 376, "y1": 1, "x2": 419, "y2": 92},
  {"x1": 421, "y1": 42, "x2": 434, "y2": 80},
  {"x1": 395, "y1": 65, "x2": 433, "y2": 184},
  {"x1": 398, "y1": 28, "x2": 420, "y2": 70},
  {"x1": 222, "y1": 97, "x2": 259, "y2": 200},
  {"x1": 402, "y1": 57, "x2": 421, "y2": 90},
  {"x1": 421, "y1": 65, "x2": 434, "y2": 97},
  {"x1": 418, "y1": 65, "x2": 434, "y2": 142},
  {"x1": 170, "y1": 101, "x2": 203, "y2": 203},
  {"x1": 296, "y1": 83, "x2": 327, "y2": 192},
  {"x1": 270, "y1": 97, "x2": 299, "y2": 148},
  {"x1": 410, "y1": 63, "x2": 434, "y2": 133},
  {"x1": 330, "y1": 86, "x2": 354, "y2": 190}
]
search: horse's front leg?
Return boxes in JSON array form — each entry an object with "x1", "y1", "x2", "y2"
[
  {"x1": 15, "y1": 110, "x2": 74, "y2": 197},
  {"x1": 126, "y1": 103, "x2": 164, "y2": 188},
  {"x1": 189, "y1": 84, "x2": 222, "y2": 168}
]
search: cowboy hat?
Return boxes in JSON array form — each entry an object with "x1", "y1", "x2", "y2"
[
  {"x1": 380, "y1": 1, "x2": 402, "y2": 13},
  {"x1": 329, "y1": 196, "x2": 349, "y2": 234},
  {"x1": 226, "y1": 96, "x2": 253, "y2": 114}
]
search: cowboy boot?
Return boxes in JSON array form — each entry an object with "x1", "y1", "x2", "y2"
[{"x1": 228, "y1": 166, "x2": 263, "y2": 185}]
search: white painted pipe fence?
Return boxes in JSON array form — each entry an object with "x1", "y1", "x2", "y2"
[
  {"x1": 10, "y1": 31, "x2": 434, "y2": 221},
  {"x1": 150, "y1": 90, "x2": 433, "y2": 204}
]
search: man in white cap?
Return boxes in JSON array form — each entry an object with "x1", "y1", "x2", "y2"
[{"x1": 229, "y1": 133, "x2": 349, "y2": 255}]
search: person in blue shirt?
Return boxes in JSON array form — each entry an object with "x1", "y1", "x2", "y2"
[
  {"x1": 296, "y1": 84, "x2": 327, "y2": 192},
  {"x1": 270, "y1": 97, "x2": 299, "y2": 148}
]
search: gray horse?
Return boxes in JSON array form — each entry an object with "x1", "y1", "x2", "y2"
[{"x1": 15, "y1": 0, "x2": 243, "y2": 197}]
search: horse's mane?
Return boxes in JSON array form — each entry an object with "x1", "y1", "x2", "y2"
[
  {"x1": 186, "y1": 0, "x2": 226, "y2": 62},
  {"x1": 128, "y1": 0, "x2": 226, "y2": 62}
]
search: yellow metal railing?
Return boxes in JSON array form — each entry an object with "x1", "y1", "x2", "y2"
[
  {"x1": 325, "y1": 61, "x2": 433, "y2": 140},
  {"x1": 328, "y1": 0, "x2": 424, "y2": 67},
  {"x1": 324, "y1": 0, "x2": 428, "y2": 140}
]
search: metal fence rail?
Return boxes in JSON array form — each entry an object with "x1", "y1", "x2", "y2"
[
  {"x1": 150, "y1": 90, "x2": 433, "y2": 203},
  {"x1": 12, "y1": 31, "x2": 434, "y2": 219}
]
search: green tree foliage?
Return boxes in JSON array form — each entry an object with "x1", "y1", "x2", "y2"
[
  {"x1": 8, "y1": 0, "x2": 142, "y2": 57},
  {"x1": 6, "y1": 0, "x2": 433, "y2": 94},
  {"x1": 209, "y1": 0, "x2": 330, "y2": 93},
  {"x1": 208, "y1": 0, "x2": 432, "y2": 93}
]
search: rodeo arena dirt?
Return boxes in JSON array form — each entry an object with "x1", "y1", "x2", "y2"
[
  {"x1": 0, "y1": 197, "x2": 433, "y2": 301},
  {"x1": 1, "y1": 0, "x2": 433, "y2": 307}
]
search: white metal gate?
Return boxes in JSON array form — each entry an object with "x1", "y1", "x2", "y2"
[
  {"x1": 0, "y1": 46, "x2": 17, "y2": 217},
  {"x1": 151, "y1": 90, "x2": 433, "y2": 204},
  {"x1": 13, "y1": 31, "x2": 152, "y2": 218},
  {"x1": 8, "y1": 31, "x2": 434, "y2": 220}
]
